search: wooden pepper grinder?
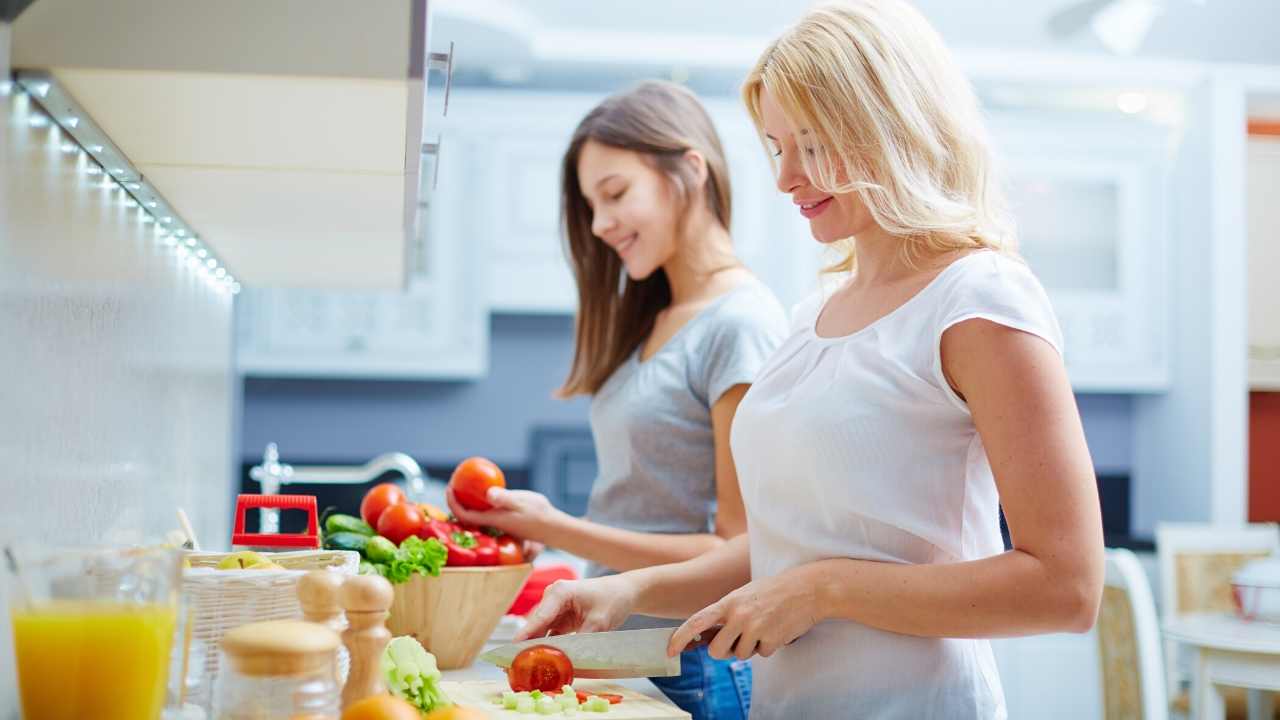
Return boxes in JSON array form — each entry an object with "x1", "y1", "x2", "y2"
[
  {"x1": 298, "y1": 570, "x2": 349, "y2": 685},
  {"x1": 339, "y1": 574, "x2": 394, "y2": 708}
]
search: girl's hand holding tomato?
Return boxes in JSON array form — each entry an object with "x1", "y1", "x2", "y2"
[
  {"x1": 449, "y1": 457, "x2": 507, "y2": 511},
  {"x1": 446, "y1": 486, "x2": 565, "y2": 546}
]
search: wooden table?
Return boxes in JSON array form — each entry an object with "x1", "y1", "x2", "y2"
[{"x1": 1164, "y1": 613, "x2": 1280, "y2": 720}]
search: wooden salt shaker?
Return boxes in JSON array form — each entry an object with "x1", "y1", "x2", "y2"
[
  {"x1": 339, "y1": 574, "x2": 394, "y2": 708},
  {"x1": 298, "y1": 571, "x2": 348, "y2": 685}
]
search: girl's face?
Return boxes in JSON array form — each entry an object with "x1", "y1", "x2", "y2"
[
  {"x1": 577, "y1": 140, "x2": 680, "y2": 281},
  {"x1": 758, "y1": 88, "x2": 877, "y2": 244}
]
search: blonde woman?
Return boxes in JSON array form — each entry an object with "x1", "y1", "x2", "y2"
[
  {"x1": 513, "y1": 2, "x2": 1105, "y2": 717},
  {"x1": 448, "y1": 80, "x2": 788, "y2": 719}
]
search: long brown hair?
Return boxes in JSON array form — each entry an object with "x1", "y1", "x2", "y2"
[{"x1": 557, "y1": 80, "x2": 732, "y2": 397}]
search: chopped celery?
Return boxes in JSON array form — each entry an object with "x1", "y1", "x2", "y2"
[
  {"x1": 584, "y1": 696, "x2": 611, "y2": 712},
  {"x1": 503, "y1": 691, "x2": 519, "y2": 709},
  {"x1": 515, "y1": 696, "x2": 536, "y2": 714},
  {"x1": 557, "y1": 692, "x2": 578, "y2": 711},
  {"x1": 535, "y1": 697, "x2": 560, "y2": 715},
  {"x1": 530, "y1": 690, "x2": 543, "y2": 700}
]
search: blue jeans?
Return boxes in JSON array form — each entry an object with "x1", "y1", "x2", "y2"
[{"x1": 650, "y1": 646, "x2": 752, "y2": 720}]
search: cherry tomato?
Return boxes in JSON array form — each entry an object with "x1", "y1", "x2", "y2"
[
  {"x1": 495, "y1": 535, "x2": 525, "y2": 565},
  {"x1": 449, "y1": 457, "x2": 506, "y2": 511},
  {"x1": 360, "y1": 483, "x2": 406, "y2": 529},
  {"x1": 506, "y1": 645, "x2": 573, "y2": 693},
  {"x1": 376, "y1": 502, "x2": 426, "y2": 546}
]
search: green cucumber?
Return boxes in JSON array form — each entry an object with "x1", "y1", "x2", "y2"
[
  {"x1": 323, "y1": 531, "x2": 369, "y2": 554},
  {"x1": 325, "y1": 513, "x2": 374, "y2": 536},
  {"x1": 365, "y1": 535, "x2": 397, "y2": 563}
]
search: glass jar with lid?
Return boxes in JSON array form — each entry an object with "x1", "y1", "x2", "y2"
[{"x1": 213, "y1": 619, "x2": 341, "y2": 720}]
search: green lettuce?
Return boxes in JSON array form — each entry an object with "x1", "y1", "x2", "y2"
[
  {"x1": 382, "y1": 635, "x2": 451, "y2": 712},
  {"x1": 383, "y1": 536, "x2": 448, "y2": 584}
]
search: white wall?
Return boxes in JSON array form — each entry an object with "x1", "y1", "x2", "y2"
[{"x1": 0, "y1": 84, "x2": 237, "y2": 714}]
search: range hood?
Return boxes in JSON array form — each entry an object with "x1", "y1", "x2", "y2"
[{"x1": 11, "y1": 0, "x2": 449, "y2": 289}]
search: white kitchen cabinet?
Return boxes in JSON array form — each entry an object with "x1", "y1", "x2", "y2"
[
  {"x1": 235, "y1": 107, "x2": 488, "y2": 379},
  {"x1": 995, "y1": 111, "x2": 1173, "y2": 392},
  {"x1": 1248, "y1": 136, "x2": 1280, "y2": 390},
  {"x1": 437, "y1": 90, "x2": 1172, "y2": 391}
]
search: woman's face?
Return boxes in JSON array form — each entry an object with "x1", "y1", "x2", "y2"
[
  {"x1": 759, "y1": 88, "x2": 876, "y2": 244},
  {"x1": 577, "y1": 140, "x2": 679, "y2": 280}
]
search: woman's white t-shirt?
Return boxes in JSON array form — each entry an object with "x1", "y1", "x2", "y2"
[{"x1": 730, "y1": 251, "x2": 1063, "y2": 719}]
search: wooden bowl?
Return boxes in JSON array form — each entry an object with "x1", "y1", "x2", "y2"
[{"x1": 386, "y1": 563, "x2": 534, "y2": 669}]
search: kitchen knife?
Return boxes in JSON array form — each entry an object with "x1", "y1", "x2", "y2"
[{"x1": 479, "y1": 626, "x2": 721, "y2": 679}]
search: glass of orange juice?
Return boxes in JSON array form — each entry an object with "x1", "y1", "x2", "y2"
[{"x1": 5, "y1": 544, "x2": 182, "y2": 720}]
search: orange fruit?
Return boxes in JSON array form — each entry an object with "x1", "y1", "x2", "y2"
[
  {"x1": 340, "y1": 695, "x2": 421, "y2": 720},
  {"x1": 425, "y1": 706, "x2": 489, "y2": 720}
]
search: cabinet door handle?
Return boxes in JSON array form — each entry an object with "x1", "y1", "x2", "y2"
[
  {"x1": 428, "y1": 41, "x2": 454, "y2": 117},
  {"x1": 422, "y1": 134, "x2": 443, "y2": 190}
]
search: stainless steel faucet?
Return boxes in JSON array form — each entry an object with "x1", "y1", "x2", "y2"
[{"x1": 248, "y1": 443, "x2": 428, "y2": 534}]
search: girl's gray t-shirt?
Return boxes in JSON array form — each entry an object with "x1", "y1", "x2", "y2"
[{"x1": 583, "y1": 280, "x2": 790, "y2": 597}]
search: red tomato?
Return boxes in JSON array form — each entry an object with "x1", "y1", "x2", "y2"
[
  {"x1": 595, "y1": 693, "x2": 623, "y2": 704},
  {"x1": 495, "y1": 535, "x2": 525, "y2": 565},
  {"x1": 449, "y1": 457, "x2": 505, "y2": 511},
  {"x1": 360, "y1": 483, "x2": 407, "y2": 528},
  {"x1": 376, "y1": 502, "x2": 426, "y2": 546},
  {"x1": 506, "y1": 645, "x2": 573, "y2": 693}
]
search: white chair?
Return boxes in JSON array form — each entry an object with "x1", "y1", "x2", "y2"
[
  {"x1": 1156, "y1": 522, "x2": 1280, "y2": 718},
  {"x1": 1098, "y1": 547, "x2": 1169, "y2": 720}
]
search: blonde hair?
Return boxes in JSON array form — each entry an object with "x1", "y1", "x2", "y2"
[{"x1": 742, "y1": 0, "x2": 1014, "y2": 272}]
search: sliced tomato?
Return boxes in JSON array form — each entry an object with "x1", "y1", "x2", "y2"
[
  {"x1": 594, "y1": 693, "x2": 623, "y2": 704},
  {"x1": 507, "y1": 645, "x2": 573, "y2": 693}
]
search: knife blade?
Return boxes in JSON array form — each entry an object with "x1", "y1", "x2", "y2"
[{"x1": 479, "y1": 626, "x2": 721, "y2": 679}]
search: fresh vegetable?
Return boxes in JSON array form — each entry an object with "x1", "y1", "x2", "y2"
[
  {"x1": 497, "y1": 687, "x2": 613, "y2": 715},
  {"x1": 325, "y1": 513, "x2": 375, "y2": 537},
  {"x1": 323, "y1": 531, "x2": 370, "y2": 554},
  {"x1": 361, "y1": 482, "x2": 408, "y2": 529},
  {"x1": 377, "y1": 502, "x2": 427, "y2": 546},
  {"x1": 340, "y1": 694, "x2": 421, "y2": 720},
  {"x1": 382, "y1": 635, "x2": 451, "y2": 713},
  {"x1": 419, "y1": 502, "x2": 451, "y2": 522},
  {"x1": 450, "y1": 456, "x2": 506, "y2": 511},
  {"x1": 423, "y1": 519, "x2": 478, "y2": 566},
  {"x1": 496, "y1": 534, "x2": 525, "y2": 565},
  {"x1": 473, "y1": 533, "x2": 500, "y2": 567},
  {"x1": 384, "y1": 536, "x2": 448, "y2": 584},
  {"x1": 507, "y1": 645, "x2": 574, "y2": 693},
  {"x1": 365, "y1": 535, "x2": 398, "y2": 564}
]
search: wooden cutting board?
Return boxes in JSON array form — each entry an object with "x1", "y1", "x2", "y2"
[{"x1": 439, "y1": 680, "x2": 691, "y2": 719}]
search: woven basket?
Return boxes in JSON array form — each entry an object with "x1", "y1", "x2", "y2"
[{"x1": 180, "y1": 550, "x2": 359, "y2": 709}]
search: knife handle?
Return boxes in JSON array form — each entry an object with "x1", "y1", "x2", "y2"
[{"x1": 682, "y1": 625, "x2": 722, "y2": 652}]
